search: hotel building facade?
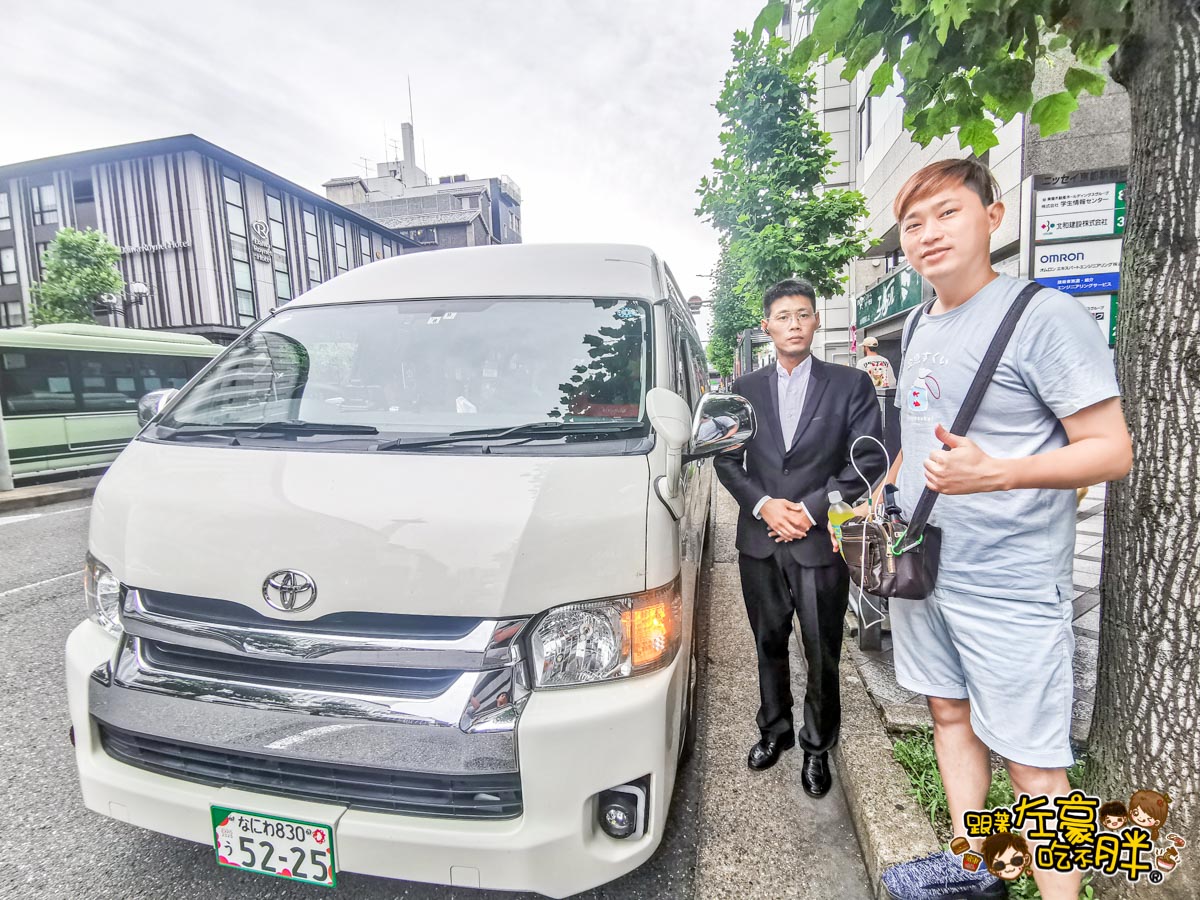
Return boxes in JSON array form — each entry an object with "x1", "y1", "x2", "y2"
[{"x1": 0, "y1": 135, "x2": 420, "y2": 342}]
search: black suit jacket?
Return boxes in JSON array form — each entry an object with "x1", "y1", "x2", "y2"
[{"x1": 715, "y1": 358, "x2": 887, "y2": 567}]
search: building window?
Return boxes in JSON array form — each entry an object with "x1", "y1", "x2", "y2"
[
  {"x1": 333, "y1": 221, "x2": 348, "y2": 273},
  {"x1": 359, "y1": 232, "x2": 371, "y2": 266},
  {"x1": 0, "y1": 300, "x2": 23, "y2": 328},
  {"x1": 0, "y1": 247, "x2": 17, "y2": 285},
  {"x1": 73, "y1": 177, "x2": 95, "y2": 205},
  {"x1": 382, "y1": 242, "x2": 392, "y2": 259},
  {"x1": 0, "y1": 192, "x2": 11, "y2": 231},
  {"x1": 31, "y1": 184, "x2": 58, "y2": 226},
  {"x1": 857, "y1": 98, "x2": 872, "y2": 159},
  {"x1": 266, "y1": 189, "x2": 291, "y2": 302},
  {"x1": 400, "y1": 227, "x2": 437, "y2": 246},
  {"x1": 222, "y1": 171, "x2": 256, "y2": 323},
  {"x1": 35, "y1": 242, "x2": 50, "y2": 279},
  {"x1": 302, "y1": 208, "x2": 322, "y2": 285}
]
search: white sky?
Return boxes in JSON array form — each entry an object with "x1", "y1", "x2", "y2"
[{"x1": 1, "y1": 0, "x2": 764, "y2": 323}]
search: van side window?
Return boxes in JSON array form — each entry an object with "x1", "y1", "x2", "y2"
[
  {"x1": 687, "y1": 337, "x2": 708, "y2": 402},
  {"x1": 673, "y1": 331, "x2": 693, "y2": 410}
]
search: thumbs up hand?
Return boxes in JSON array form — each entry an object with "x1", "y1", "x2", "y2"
[{"x1": 923, "y1": 424, "x2": 1011, "y2": 495}]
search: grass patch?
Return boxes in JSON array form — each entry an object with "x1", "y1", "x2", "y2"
[{"x1": 890, "y1": 729, "x2": 1093, "y2": 900}]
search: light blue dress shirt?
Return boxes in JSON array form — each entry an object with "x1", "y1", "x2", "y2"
[{"x1": 753, "y1": 356, "x2": 813, "y2": 524}]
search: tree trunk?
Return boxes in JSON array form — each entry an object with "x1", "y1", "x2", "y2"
[{"x1": 1089, "y1": 2, "x2": 1200, "y2": 897}]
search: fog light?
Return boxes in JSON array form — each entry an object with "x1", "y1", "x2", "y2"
[
  {"x1": 596, "y1": 778, "x2": 649, "y2": 840},
  {"x1": 599, "y1": 793, "x2": 638, "y2": 838}
]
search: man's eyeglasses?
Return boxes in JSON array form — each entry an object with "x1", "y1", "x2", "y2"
[{"x1": 769, "y1": 311, "x2": 815, "y2": 325}]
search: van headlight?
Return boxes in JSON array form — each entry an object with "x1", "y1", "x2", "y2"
[
  {"x1": 529, "y1": 578, "x2": 682, "y2": 689},
  {"x1": 84, "y1": 552, "x2": 123, "y2": 637}
]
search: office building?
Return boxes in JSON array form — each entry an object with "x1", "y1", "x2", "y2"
[
  {"x1": 0, "y1": 135, "x2": 421, "y2": 341},
  {"x1": 325, "y1": 123, "x2": 522, "y2": 251}
]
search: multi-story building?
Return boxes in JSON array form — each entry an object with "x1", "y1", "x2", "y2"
[
  {"x1": 325, "y1": 123, "x2": 522, "y2": 252},
  {"x1": 777, "y1": 3, "x2": 1131, "y2": 373},
  {"x1": 0, "y1": 135, "x2": 420, "y2": 341}
]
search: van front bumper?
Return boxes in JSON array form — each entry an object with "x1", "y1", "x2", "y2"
[{"x1": 67, "y1": 621, "x2": 685, "y2": 898}]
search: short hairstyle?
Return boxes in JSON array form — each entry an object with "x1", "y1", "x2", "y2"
[
  {"x1": 893, "y1": 157, "x2": 1001, "y2": 223},
  {"x1": 1099, "y1": 801, "x2": 1128, "y2": 819},
  {"x1": 763, "y1": 278, "x2": 817, "y2": 318}
]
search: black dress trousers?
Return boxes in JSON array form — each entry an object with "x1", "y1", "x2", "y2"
[{"x1": 738, "y1": 549, "x2": 850, "y2": 754}]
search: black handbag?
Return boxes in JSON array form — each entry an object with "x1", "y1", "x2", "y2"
[{"x1": 840, "y1": 281, "x2": 1042, "y2": 600}]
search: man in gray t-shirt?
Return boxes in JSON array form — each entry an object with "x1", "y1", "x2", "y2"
[
  {"x1": 895, "y1": 273, "x2": 1119, "y2": 602},
  {"x1": 854, "y1": 158, "x2": 1132, "y2": 900}
]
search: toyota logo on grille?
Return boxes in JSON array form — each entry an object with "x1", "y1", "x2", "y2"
[{"x1": 262, "y1": 569, "x2": 317, "y2": 613}]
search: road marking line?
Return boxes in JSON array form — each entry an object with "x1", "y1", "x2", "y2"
[
  {"x1": 0, "y1": 504, "x2": 91, "y2": 526},
  {"x1": 0, "y1": 569, "x2": 85, "y2": 599},
  {"x1": 0, "y1": 514, "x2": 40, "y2": 526}
]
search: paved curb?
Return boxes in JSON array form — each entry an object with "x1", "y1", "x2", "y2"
[
  {"x1": 833, "y1": 639, "x2": 941, "y2": 900},
  {"x1": 0, "y1": 476, "x2": 101, "y2": 513}
]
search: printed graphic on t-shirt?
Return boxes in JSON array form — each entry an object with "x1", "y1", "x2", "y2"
[
  {"x1": 859, "y1": 357, "x2": 896, "y2": 388},
  {"x1": 906, "y1": 367, "x2": 941, "y2": 413}
]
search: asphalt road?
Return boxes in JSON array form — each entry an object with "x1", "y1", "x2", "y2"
[{"x1": 0, "y1": 497, "x2": 709, "y2": 900}]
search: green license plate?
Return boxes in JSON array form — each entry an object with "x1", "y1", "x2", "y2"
[{"x1": 212, "y1": 806, "x2": 336, "y2": 887}]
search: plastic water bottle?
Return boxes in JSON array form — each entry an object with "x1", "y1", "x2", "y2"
[{"x1": 827, "y1": 490, "x2": 856, "y2": 544}]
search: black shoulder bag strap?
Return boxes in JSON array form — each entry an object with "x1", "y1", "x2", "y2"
[{"x1": 905, "y1": 281, "x2": 1043, "y2": 539}]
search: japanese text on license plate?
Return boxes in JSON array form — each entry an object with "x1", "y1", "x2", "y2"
[{"x1": 212, "y1": 806, "x2": 335, "y2": 887}]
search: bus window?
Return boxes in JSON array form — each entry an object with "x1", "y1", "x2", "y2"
[
  {"x1": 1, "y1": 348, "x2": 80, "y2": 415},
  {"x1": 77, "y1": 352, "x2": 140, "y2": 411},
  {"x1": 138, "y1": 355, "x2": 192, "y2": 392}
]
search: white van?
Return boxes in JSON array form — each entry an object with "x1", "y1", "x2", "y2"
[{"x1": 66, "y1": 243, "x2": 755, "y2": 897}]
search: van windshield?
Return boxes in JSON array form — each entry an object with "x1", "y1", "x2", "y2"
[{"x1": 156, "y1": 298, "x2": 651, "y2": 444}]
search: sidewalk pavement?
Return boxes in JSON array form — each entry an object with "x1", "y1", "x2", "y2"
[
  {"x1": 693, "y1": 478, "x2": 899, "y2": 899},
  {"x1": 847, "y1": 483, "x2": 1108, "y2": 747},
  {"x1": 0, "y1": 474, "x2": 103, "y2": 514}
]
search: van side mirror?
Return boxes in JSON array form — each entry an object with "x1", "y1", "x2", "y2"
[
  {"x1": 646, "y1": 388, "x2": 692, "y2": 518},
  {"x1": 686, "y1": 393, "x2": 755, "y2": 461},
  {"x1": 137, "y1": 388, "x2": 179, "y2": 426}
]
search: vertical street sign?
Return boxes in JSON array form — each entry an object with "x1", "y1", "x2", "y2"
[{"x1": 1030, "y1": 168, "x2": 1127, "y2": 348}]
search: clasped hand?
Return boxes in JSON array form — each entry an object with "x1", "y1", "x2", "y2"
[{"x1": 763, "y1": 499, "x2": 813, "y2": 543}]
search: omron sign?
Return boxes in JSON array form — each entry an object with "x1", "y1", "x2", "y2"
[{"x1": 1034, "y1": 238, "x2": 1122, "y2": 295}]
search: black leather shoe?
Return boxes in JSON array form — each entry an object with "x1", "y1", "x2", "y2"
[
  {"x1": 747, "y1": 735, "x2": 794, "y2": 771},
  {"x1": 801, "y1": 751, "x2": 832, "y2": 797}
]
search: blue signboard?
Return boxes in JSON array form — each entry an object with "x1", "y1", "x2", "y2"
[{"x1": 1035, "y1": 272, "x2": 1120, "y2": 295}]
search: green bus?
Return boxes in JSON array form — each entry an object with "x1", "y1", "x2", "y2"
[{"x1": 0, "y1": 324, "x2": 219, "y2": 480}]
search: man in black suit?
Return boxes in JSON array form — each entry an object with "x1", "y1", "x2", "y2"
[{"x1": 715, "y1": 278, "x2": 885, "y2": 795}]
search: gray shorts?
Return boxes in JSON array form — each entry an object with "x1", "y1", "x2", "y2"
[{"x1": 890, "y1": 583, "x2": 1076, "y2": 768}]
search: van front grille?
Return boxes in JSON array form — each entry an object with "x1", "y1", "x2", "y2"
[
  {"x1": 98, "y1": 722, "x2": 523, "y2": 819},
  {"x1": 139, "y1": 639, "x2": 461, "y2": 697}
]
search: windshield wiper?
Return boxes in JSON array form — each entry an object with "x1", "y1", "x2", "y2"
[
  {"x1": 375, "y1": 421, "x2": 644, "y2": 451},
  {"x1": 159, "y1": 420, "x2": 379, "y2": 438}
]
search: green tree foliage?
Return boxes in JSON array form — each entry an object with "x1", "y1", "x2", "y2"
[
  {"x1": 706, "y1": 240, "x2": 760, "y2": 377},
  {"x1": 31, "y1": 227, "x2": 124, "y2": 325},
  {"x1": 698, "y1": 31, "x2": 871, "y2": 371},
  {"x1": 772, "y1": 0, "x2": 1129, "y2": 155}
]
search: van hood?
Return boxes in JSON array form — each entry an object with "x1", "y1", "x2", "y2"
[{"x1": 90, "y1": 440, "x2": 650, "y2": 620}]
